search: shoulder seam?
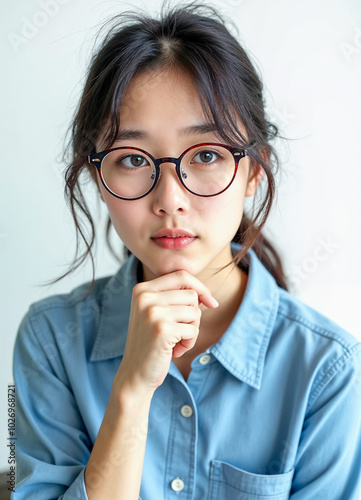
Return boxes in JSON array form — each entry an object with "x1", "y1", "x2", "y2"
[
  {"x1": 277, "y1": 301, "x2": 357, "y2": 350},
  {"x1": 28, "y1": 281, "x2": 107, "y2": 315},
  {"x1": 27, "y1": 310, "x2": 59, "y2": 369},
  {"x1": 307, "y1": 343, "x2": 361, "y2": 411},
  {"x1": 27, "y1": 305, "x2": 72, "y2": 387}
]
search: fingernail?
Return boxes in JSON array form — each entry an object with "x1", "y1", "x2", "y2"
[{"x1": 211, "y1": 297, "x2": 219, "y2": 307}]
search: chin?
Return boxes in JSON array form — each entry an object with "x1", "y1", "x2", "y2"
[{"x1": 142, "y1": 256, "x2": 205, "y2": 280}]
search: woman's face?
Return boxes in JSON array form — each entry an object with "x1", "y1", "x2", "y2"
[{"x1": 95, "y1": 68, "x2": 263, "y2": 282}]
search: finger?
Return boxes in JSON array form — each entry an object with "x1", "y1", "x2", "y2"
[
  {"x1": 133, "y1": 290, "x2": 199, "y2": 314},
  {"x1": 173, "y1": 337, "x2": 197, "y2": 358},
  {"x1": 139, "y1": 270, "x2": 219, "y2": 309},
  {"x1": 160, "y1": 322, "x2": 199, "y2": 351},
  {"x1": 153, "y1": 289, "x2": 199, "y2": 306},
  {"x1": 151, "y1": 304, "x2": 201, "y2": 325}
]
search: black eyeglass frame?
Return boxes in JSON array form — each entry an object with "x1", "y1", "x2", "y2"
[{"x1": 88, "y1": 142, "x2": 255, "y2": 200}]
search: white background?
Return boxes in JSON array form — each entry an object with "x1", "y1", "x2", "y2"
[{"x1": 1, "y1": 0, "x2": 360, "y2": 476}]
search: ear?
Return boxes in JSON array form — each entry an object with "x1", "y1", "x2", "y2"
[{"x1": 245, "y1": 164, "x2": 264, "y2": 197}]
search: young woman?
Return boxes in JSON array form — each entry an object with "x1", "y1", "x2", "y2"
[{"x1": 13, "y1": 3, "x2": 361, "y2": 500}]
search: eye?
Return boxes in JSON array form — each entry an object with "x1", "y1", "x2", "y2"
[
  {"x1": 117, "y1": 154, "x2": 149, "y2": 168},
  {"x1": 193, "y1": 150, "x2": 222, "y2": 164}
]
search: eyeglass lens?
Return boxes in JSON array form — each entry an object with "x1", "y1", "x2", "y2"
[{"x1": 100, "y1": 145, "x2": 237, "y2": 198}]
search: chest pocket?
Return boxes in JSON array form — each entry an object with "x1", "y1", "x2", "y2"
[{"x1": 208, "y1": 460, "x2": 295, "y2": 499}]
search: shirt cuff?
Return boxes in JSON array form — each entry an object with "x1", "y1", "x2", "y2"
[
  {"x1": 57, "y1": 467, "x2": 143, "y2": 499},
  {"x1": 58, "y1": 467, "x2": 88, "y2": 500}
]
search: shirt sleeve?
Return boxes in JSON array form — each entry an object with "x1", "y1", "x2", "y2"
[
  {"x1": 11, "y1": 309, "x2": 91, "y2": 500},
  {"x1": 290, "y1": 343, "x2": 361, "y2": 499}
]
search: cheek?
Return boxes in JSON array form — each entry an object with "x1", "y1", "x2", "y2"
[
  {"x1": 192, "y1": 194, "x2": 244, "y2": 246},
  {"x1": 195, "y1": 185, "x2": 244, "y2": 224},
  {"x1": 104, "y1": 195, "x2": 144, "y2": 240}
]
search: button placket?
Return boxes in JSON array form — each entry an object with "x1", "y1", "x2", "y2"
[{"x1": 164, "y1": 380, "x2": 197, "y2": 498}]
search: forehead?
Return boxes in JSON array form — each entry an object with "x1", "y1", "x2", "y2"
[
  {"x1": 96, "y1": 68, "x2": 213, "y2": 151},
  {"x1": 97, "y1": 67, "x2": 249, "y2": 150},
  {"x1": 119, "y1": 67, "x2": 206, "y2": 125}
]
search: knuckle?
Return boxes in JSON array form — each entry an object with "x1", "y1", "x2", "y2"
[
  {"x1": 187, "y1": 289, "x2": 198, "y2": 302},
  {"x1": 145, "y1": 305, "x2": 158, "y2": 322},
  {"x1": 193, "y1": 324, "x2": 200, "y2": 336},
  {"x1": 176, "y1": 269, "x2": 188, "y2": 280},
  {"x1": 153, "y1": 320, "x2": 167, "y2": 337},
  {"x1": 132, "y1": 283, "x2": 144, "y2": 300},
  {"x1": 136, "y1": 291, "x2": 151, "y2": 310}
]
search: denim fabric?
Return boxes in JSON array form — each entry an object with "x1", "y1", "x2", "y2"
[{"x1": 12, "y1": 245, "x2": 361, "y2": 499}]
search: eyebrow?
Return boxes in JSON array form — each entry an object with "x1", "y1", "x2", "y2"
[{"x1": 115, "y1": 123, "x2": 218, "y2": 141}]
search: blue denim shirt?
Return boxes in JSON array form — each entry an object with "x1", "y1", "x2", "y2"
[{"x1": 12, "y1": 246, "x2": 361, "y2": 499}]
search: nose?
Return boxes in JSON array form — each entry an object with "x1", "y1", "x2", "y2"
[{"x1": 151, "y1": 162, "x2": 190, "y2": 215}]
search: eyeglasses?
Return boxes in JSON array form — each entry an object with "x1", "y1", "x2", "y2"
[{"x1": 88, "y1": 142, "x2": 253, "y2": 200}]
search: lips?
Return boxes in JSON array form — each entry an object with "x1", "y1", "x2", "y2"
[
  {"x1": 151, "y1": 228, "x2": 197, "y2": 250},
  {"x1": 151, "y1": 228, "x2": 196, "y2": 239}
]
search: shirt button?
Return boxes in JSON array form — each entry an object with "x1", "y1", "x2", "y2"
[
  {"x1": 180, "y1": 404, "x2": 193, "y2": 417},
  {"x1": 171, "y1": 477, "x2": 184, "y2": 491},
  {"x1": 199, "y1": 354, "x2": 211, "y2": 365}
]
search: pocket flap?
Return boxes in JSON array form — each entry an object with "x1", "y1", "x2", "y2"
[{"x1": 210, "y1": 460, "x2": 295, "y2": 496}]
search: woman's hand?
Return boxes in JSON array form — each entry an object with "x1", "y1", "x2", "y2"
[{"x1": 113, "y1": 270, "x2": 219, "y2": 398}]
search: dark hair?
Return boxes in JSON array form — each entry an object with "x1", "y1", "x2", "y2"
[{"x1": 50, "y1": 1, "x2": 289, "y2": 293}]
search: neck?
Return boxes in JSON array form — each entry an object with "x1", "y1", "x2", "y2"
[{"x1": 197, "y1": 260, "x2": 247, "y2": 333}]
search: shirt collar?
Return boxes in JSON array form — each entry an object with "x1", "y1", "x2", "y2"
[{"x1": 90, "y1": 244, "x2": 280, "y2": 390}]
